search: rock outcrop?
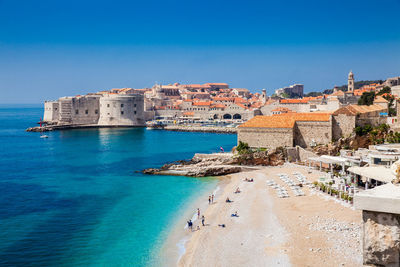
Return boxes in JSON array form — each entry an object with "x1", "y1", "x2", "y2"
[
  {"x1": 362, "y1": 210, "x2": 400, "y2": 266},
  {"x1": 232, "y1": 148, "x2": 286, "y2": 166},
  {"x1": 142, "y1": 148, "x2": 288, "y2": 177},
  {"x1": 142, "y1": 153, "x2": 243, "y2": 177}
]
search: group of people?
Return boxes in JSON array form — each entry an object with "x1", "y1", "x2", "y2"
[
  {"x1": 208, "y1": 194, "x2": 214, "y2": 204},
  {"x1": 187, "y1": 209, "x2": 206, "y2": 232},
  {"x1": 187, "y1": 184, "x2": 244, "y2": 232},
  {"x1": 244, "y1": 178, "x2": 254, "y2": 182}
]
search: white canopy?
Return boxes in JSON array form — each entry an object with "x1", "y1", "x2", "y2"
[
  {"x1": 308, "y1": 155, "x2": 347, "y2": 165},
  {"x1": 347, "y1": 166, "x2": 395, "y2": 183}
]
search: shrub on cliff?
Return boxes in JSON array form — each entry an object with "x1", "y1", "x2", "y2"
[
  {"x1": 355, "y1": 124, "x2": 372, "y2": 136},
  {"x1": 236, "y1": 141, "x2": 250, "y2": 154}
]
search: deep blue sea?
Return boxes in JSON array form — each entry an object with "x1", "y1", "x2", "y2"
[{"x1": 0, "y1": 105, "x2": 236, "y2": 266}]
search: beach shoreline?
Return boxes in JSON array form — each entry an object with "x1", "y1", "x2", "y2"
[{"x1": 163, "y1": 163, "x2": 363, "y2": 267}]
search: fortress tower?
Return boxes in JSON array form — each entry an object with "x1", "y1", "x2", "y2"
[{"x1": 348, "y1": 70, "x2": 354, "y2": 92}]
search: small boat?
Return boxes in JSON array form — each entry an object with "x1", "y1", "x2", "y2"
[{"x1": 40, "y1": 134, "x2": 48, "y2": 138}]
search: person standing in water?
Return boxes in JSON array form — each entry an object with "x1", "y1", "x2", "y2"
[
  {"x1": 208, "y1": 196, "x2": 211, "y2": 204},
  {"x1": 212, "y1": 194, "x2": 214, "y2": 203}
]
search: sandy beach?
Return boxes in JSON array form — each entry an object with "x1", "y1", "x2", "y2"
[{"x1": 172, "y1": 163, "x2": 362, "y2": 267}]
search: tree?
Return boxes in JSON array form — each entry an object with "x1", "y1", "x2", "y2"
[
  {"x1": 358, "y1": 91, "x2": 375, "y2": 106},
  {"x1": 304, "y1": 91, "x2": 323, "y2": 97},
  {"x1": 280, "y1": 93, "x2": 290, "y2": 98},
  {"x1": 377, "y1": 86, "x2": 391, "y2": 96}
]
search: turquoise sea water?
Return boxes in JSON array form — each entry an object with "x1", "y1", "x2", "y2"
[{"x1": 0, "y1": 106, "x2": 236, "y2": 266}]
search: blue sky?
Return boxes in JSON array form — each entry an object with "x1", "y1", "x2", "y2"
[{"x1": 1, "y1": 0, "x2": 400, "y2": 104}]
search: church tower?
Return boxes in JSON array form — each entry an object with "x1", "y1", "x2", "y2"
[
  {"x1": 261, "y1": 89, "x2": 267, "y2": 104},
  {"x1": 348, "y1": 71, "x2": 354, "y2": 92}
]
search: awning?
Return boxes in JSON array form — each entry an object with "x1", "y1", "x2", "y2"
[
  {"x1": 309, "y1": 155, "x2": 347, "y2": 165},
  {"x1": 347, "y1": 166, "x2": 395, "y2": 183}
]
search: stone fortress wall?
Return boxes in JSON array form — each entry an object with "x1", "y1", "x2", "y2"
[
  {"x1": 98, "y1": 94, "x2": 144, "y2": 126},
  {"x1": 43, "y1": 101, "x2": 59, "y2": 122},
  {"x1": 69, "y1": 95, "x2": 100, "y2": 125},
  {"x1": 237, "y1": 127, "x2": 293, "y2": 149},
  {"x1": 294, "y1": 120, "x2": 332, "y2": 147},
  {"x1": 332, "y1": 114, "x2": 356, "y2": 140},
  {"x1": 43, "y1": 93, "x2": 145, "y2": 127}
]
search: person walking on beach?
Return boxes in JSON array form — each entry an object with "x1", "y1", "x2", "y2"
[
  {"x1": 212, "y1": 194, "x2": 214, "y2": 203},
  {"x1": 197, "y1": 208, "x2": 200, "y2": 219},
  {"x1": 188, "y1": 220, "x2": 193, "y2": 231},
  {"x1": 208, "y1": 196, "x2": 211, "y2": 205},
  {"x1": 201, "y1": 215, "x2": 205, "y2": 226}
]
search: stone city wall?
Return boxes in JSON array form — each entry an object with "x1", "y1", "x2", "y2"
[
  {"x1": 238, "y1": 127, "x2": 293, "y2": 149},
  {"x1": 43, "y1": 101, "x2": 59, "y2": 122},
  {"x1": 70, "y1": 96, "x2": 100, "y2": 125},
  {"x1": 294, "y1": 120, "x2": 332, "y2": 147},
  {"x1": 357, "y1": 116, "x2": 387, "y2": 128},
  {"x1": 332, "y1": 114, "x2": 356, "y2": 140},
  {"x1": 98, "y1": 95, "x2": 145, "y2": 126}
]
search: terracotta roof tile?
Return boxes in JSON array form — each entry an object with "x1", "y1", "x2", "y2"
[
  {"x1": 280, "y1": 99, "x2": 309, "y2": 104},
  {"x1": 333, "y1": 104, "x2": 386, "y2": 115},
  {"x1": 193, "y1": 101, "x2": 211, "y2": 106},
  {"x1": 374, "y1": 96, "x2": 388, "y2": 103},
  {"x1": 239, "y1": 113, "x2": 331, "y2": 129}
]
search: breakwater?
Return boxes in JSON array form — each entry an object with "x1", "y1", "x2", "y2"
[{"x1": 164, "y1": 125, "x2": 237, "y2": 133}]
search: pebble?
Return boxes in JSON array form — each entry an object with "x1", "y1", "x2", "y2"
[{"x1": 308, "y1": 217, "x2": 362, "y2": 264}]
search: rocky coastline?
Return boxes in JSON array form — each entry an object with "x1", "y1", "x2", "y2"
[
  {"x1": 142, "y1": 153, "x2": 245, "y2": 177},
  {"x1": 142, "y1": 149, "x2": 287, "y2": 177}
]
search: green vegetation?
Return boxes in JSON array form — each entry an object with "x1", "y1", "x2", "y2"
[
  {"x1": 353, "y1": 123, "x2": 393, "y2": 145},
  {"x1": 236, "y1": 141, "x2": 250, "y2": 154},
  {"x1": 304, "y1": 91, "x2": 323, "y2": 97},
  {"x1": 336, "y1": 80, "x2": 383, "y2": 91},
  {"x1": 376, "y1": 86, "x2": 396, "y2": 116},
  {"x1": 358, "y1": 91, "x2": 375, "y2": 106},
  {"x1": 376, "y1": 86, "x2": 391, "y2": 96},
  {"x1": 386, "y1": 132, "x2": 400, "y2": 143},
  {"x1": 280, "y1": 92, "x2": 290, "y2": 98},
  {"x1": 355, "y1": 124, "x2": 373, "y2": 136},
  {"x1": 323, "y1": 89, "x2": 333, "y2": 95}
]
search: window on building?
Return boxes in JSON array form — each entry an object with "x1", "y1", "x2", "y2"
[
  {"x1": 121, "y1": 111, "x2": 124, "y2": 115},
  {"x1": 75, "y1": 110, "x2": 79, "y2": 115},
  {"x1": 95, "y1": 109, "x2": 98, "y2": 114},
  {"x1": 107, "y1": 104, "x2": 110, "y2": 108},
  {"x1": 134, "y1": 104, "x2": 137, "y2": 107},
  {"x1": 134, "y1": 111, "x2": 137, "y2": 114},
  {"x1": 121, "y1": 104, "x2": 124, "y2": 108},
  {"x1": 85, "y1": 110, "x2": 88, "y2": 114}
]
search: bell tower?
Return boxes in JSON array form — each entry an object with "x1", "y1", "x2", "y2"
[
  {"x1": 348, "y1": 71, "x2": 354, "y2": 92},
  {"x1": 262, "y1": 89, "x2": 267, "y2": 104}
]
